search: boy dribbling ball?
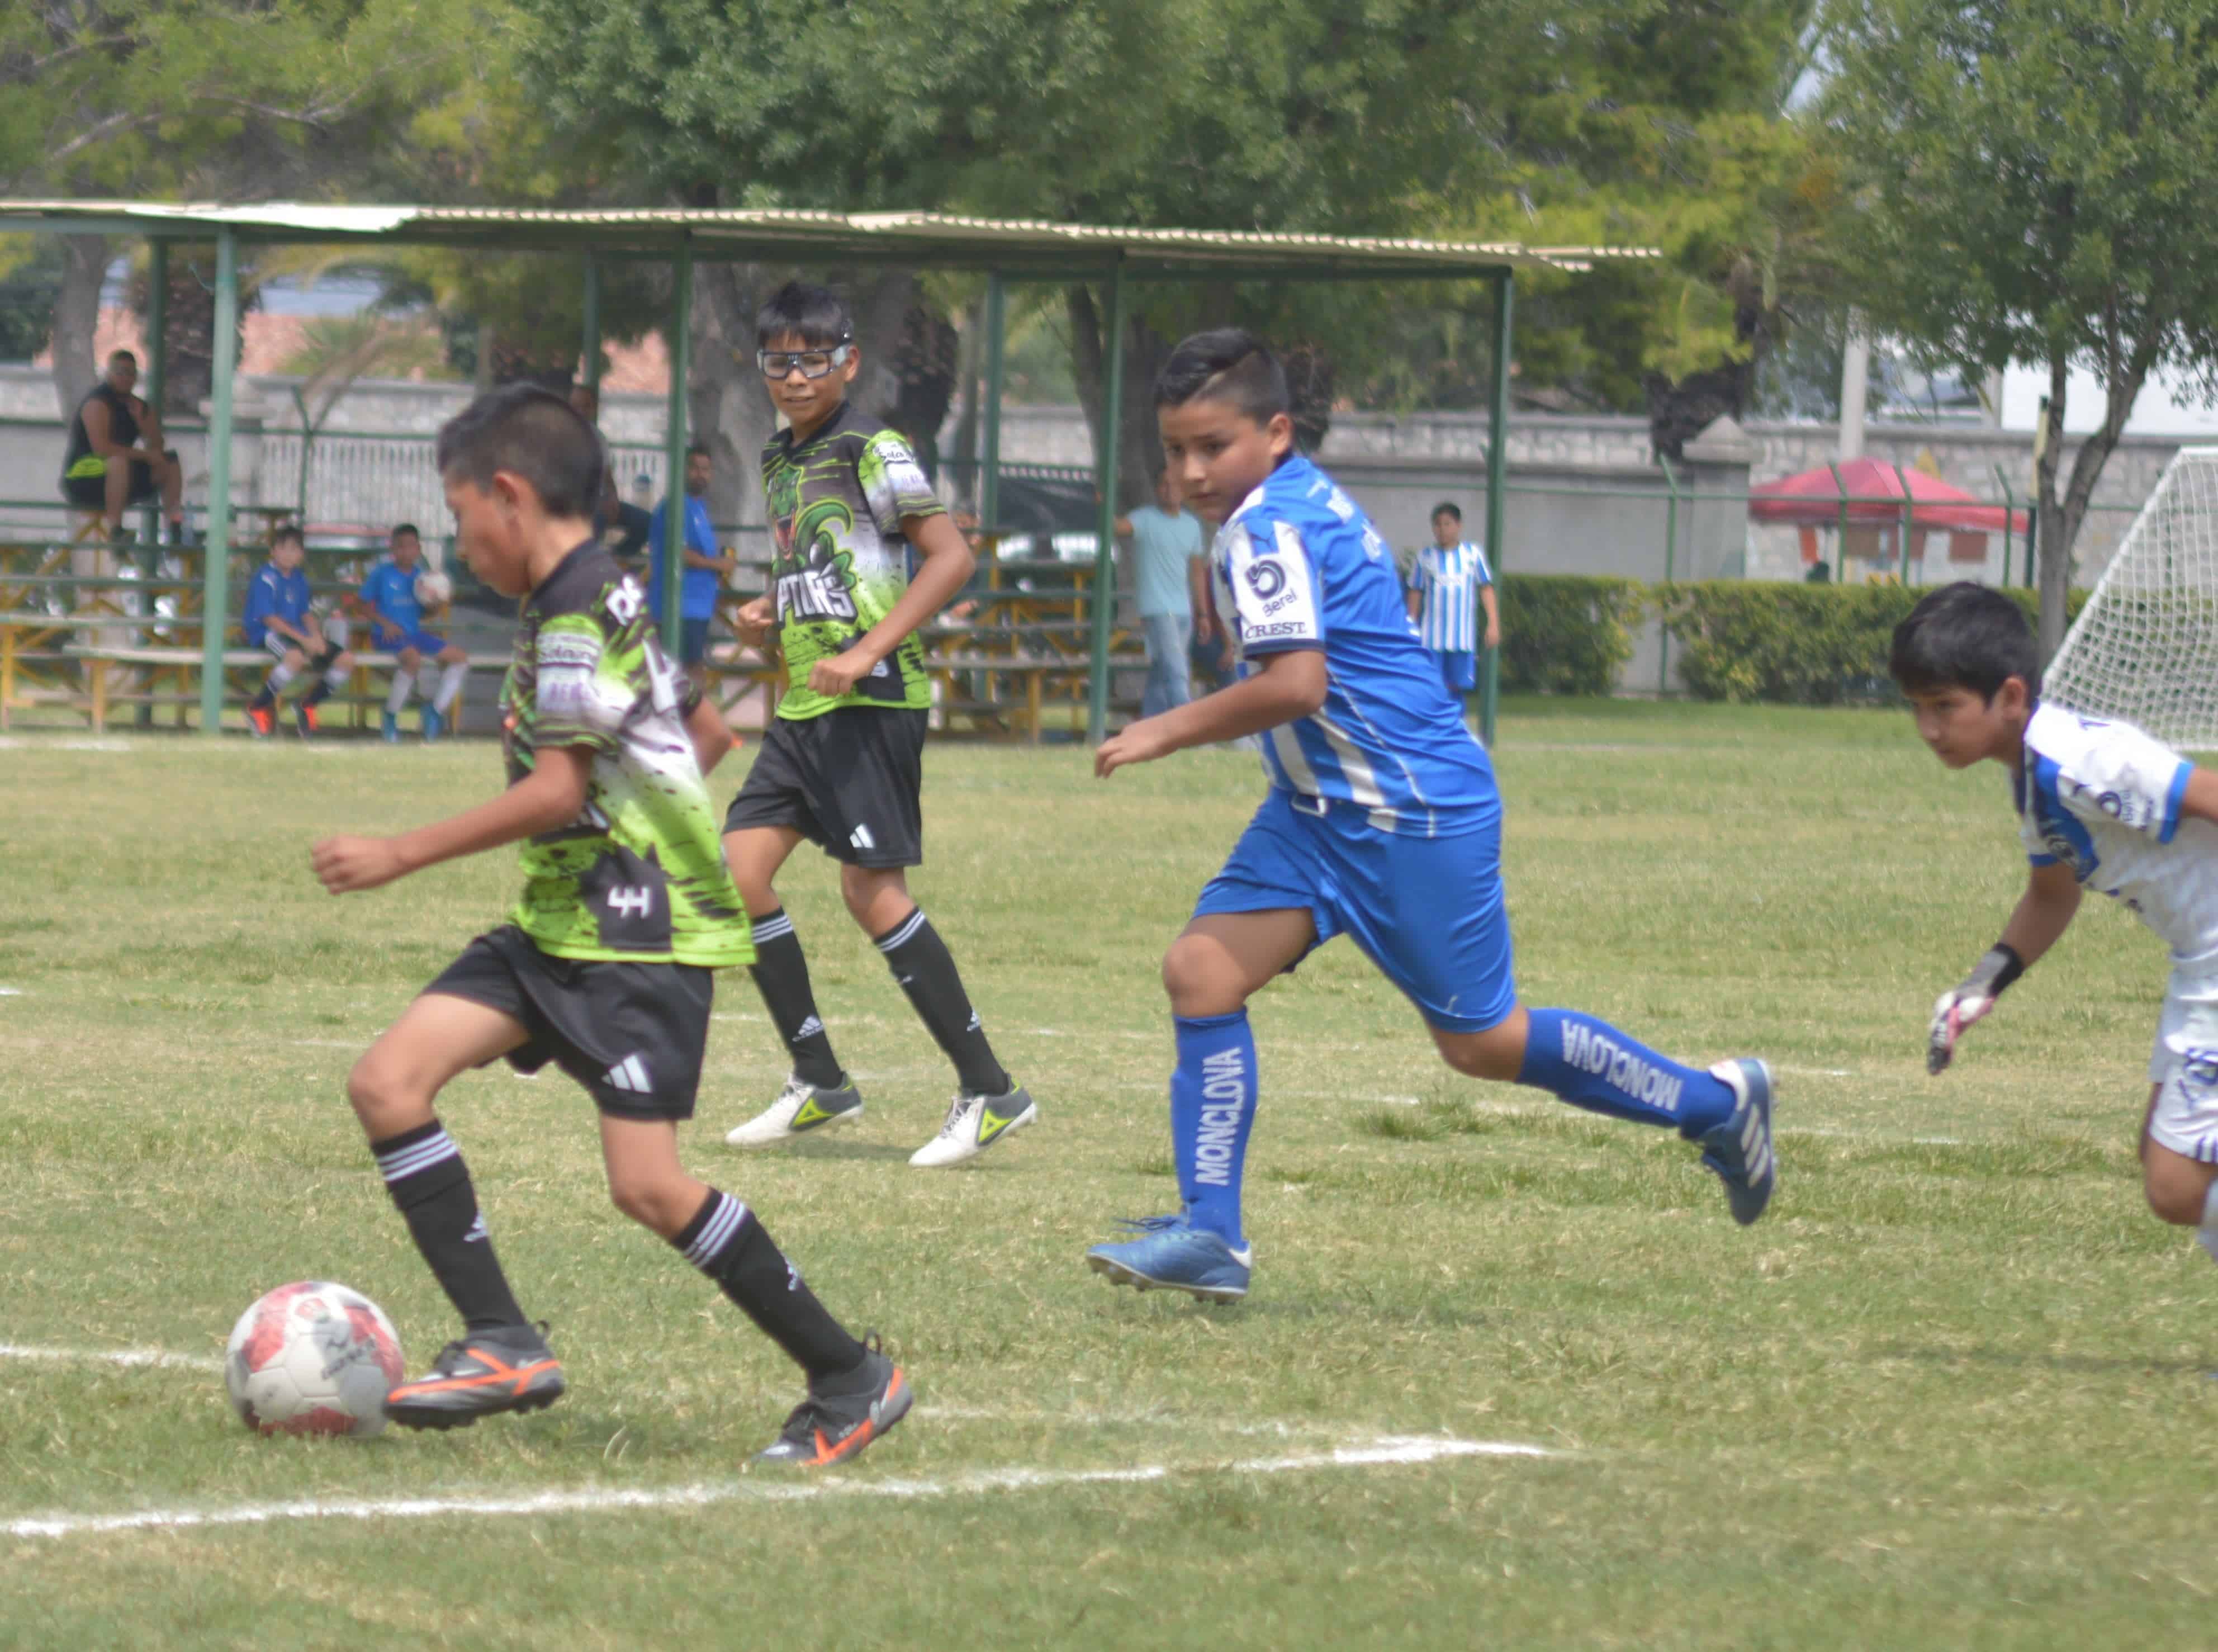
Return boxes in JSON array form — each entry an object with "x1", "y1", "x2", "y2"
[
  {"x1": 312, "y1": 384, "x2": 909, "y2": 1466},
  {"x1": 1082, "y1": 329, "x2": 1776, "y2": 1303},
  {"x1": 1894, "y1": 582, "x2": 2218, "y2": 1259}
]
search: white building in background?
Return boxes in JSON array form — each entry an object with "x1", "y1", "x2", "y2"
[{"x1": 1997, "y1": 361, "x2": 2218, "y2": 438}]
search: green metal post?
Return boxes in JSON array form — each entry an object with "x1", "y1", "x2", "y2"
[
  {"x1": 2025, "y1": 501, "x2": 2039, "y2": 591},
  {"x1": 198, "y1": 228, "x2": 239, "y2": 736},
  {"x1": 660, "y1": 235, "x2": 692, "y2": 651},
  {"x1": 139, "y1": 239, "x2": 168, "y2": 727},
  {"x1": 980, "y1": 273, "x2": 1006, "y2": 532},
  {"x1": 581, "y1": 257, "x2": 603, "y2": 390},
  {"x1": 1658, "y1": 454, "x2": 1680, "y2": 698},
  {"x1": 1480, "y1": 269, "x2": 1512, "y2": 748},
  {"x1": 1087, "y1": 263, "x2": 1126, "y2": 744}
]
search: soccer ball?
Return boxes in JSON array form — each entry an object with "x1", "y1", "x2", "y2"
[
  {"x1": 224, "y1": 1281, "x2": 405, "y2": 1437},
  {"x1": 414, "y1": 568, "x2": 454, "y2": 608}
]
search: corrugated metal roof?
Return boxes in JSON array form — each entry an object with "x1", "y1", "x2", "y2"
[{"x1": 0, "y1": 200, "x2": 1651, "y2": 276}]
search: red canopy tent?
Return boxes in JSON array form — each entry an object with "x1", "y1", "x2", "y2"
[{"x1": 1747, "y1": 455, "x2": 2027, "y2": 532}]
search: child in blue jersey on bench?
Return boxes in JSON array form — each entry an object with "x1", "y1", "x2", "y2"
[
  {"x1": 1084, "y1": 329, "x2": 1776, "y2": 1302},
  {"x1": 357, "y1": 522, "x2": 469, "y2": 742},
  {"x1": 241, "y1": 524, "x2": 353, "y2": 738}
]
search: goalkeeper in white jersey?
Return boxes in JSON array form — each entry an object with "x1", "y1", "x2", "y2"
[{"x1": 1893, "y1": 582, "x2": 2218, "y2": 1256}]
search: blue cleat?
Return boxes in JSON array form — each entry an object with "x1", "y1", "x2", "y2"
[
  {"x1": 1698, "y1": 1058, "x2": 1776, "y2": 1225},
  {"x1": 380, "y1": 709, "x2": 400, "y2": 744},
  {"x1": 421, "y1": 705, "x2": 446, "y2": 742},
  {"x1": 1087, "y1": 1213, "x2": 1251, "y2": 1302}
]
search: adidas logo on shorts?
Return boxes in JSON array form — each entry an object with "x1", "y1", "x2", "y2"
[
  {"x1": 601, "y1": 1053, "x2": 652, "y2": 1094},
  {"x1": 850, "y1": 823, "x2": 876, "y2": 851}
]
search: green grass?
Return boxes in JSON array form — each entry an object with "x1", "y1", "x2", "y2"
[{"x1": 2, "y1": 699, "x2": 2211, "y2": 1649}]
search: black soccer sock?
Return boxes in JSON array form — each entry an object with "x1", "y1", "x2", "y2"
[
  {"x1": 302, "y1": 676, "x2": 333, "y2": 707},
  {"x1": 371, "y1": 1121, "x2": 529, "y2": 1334},
  {"x1": 248, "y1": 683, "x2": 277, "y2": 712},
  {"x1": 874, "y1": 907, "x2": 1010, "y2": 1098},
  {"x1": 672, "y1": 1190, "x2": 866, "y2": 1383},
  {"x1": 746, "y1": 908, "x2": 845, "y2": 1089}
]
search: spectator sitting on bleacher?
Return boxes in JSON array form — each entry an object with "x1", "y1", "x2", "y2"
[
  {"x1": 61, "y1": 349, "x2": 186, "y2": 543},
  {"x1": 241, "y1": 523, "x2": 354, "y2": 739},
  {"x1": 354, "y1": 522, "x2": 468, "y2": 743}
]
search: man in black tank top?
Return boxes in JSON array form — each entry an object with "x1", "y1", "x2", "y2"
[{"x1": 61, "y1": 349, "x2": 184, "y2": 539}]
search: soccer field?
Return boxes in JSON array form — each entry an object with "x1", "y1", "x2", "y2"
[{"x1": 2, "y1": 700, "x2": 2208, "y2": 1649}]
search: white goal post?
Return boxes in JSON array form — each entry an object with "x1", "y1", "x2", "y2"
[{"x1": 2042, "y1": 444, "x2": 2218, "y2": 751}]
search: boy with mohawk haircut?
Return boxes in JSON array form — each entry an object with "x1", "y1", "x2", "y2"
[{"x1": 1084, "y1": 329, "x2": 1776, "y2": 1302}]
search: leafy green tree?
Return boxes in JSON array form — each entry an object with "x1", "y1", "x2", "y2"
[
  {"x1": 1821, "y1": 0, "x2": 2218, "y2": 655},
  {"x1": 0, "y1": 0, "x2": 448, "y2": 411}
]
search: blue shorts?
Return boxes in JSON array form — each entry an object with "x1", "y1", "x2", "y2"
[
  {"x1": 372, "y1": 626, "x2": 447, "y2": 658},
  {"x1": 677, "y1": 615, "x2": 711, "y2": 665},
  {"x1": 1192, "y1": 789, "x2": 1516, "y2": 1033},
  {"x1": 1437, "y1": 650, "x2": 1477, "y2": 693}
]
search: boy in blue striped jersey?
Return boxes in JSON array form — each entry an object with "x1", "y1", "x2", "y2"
[
  {"x1": 1406, "y1": 501, "x2": 1497, "y2": 709},
  {"x1": 1085, "y1": 330, "x2": 1776, "y2": 1301}
]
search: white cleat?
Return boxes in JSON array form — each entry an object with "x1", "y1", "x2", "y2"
[
  {"x1": 908, "y1": 1087, "x2": 1037, "y2": 1168},
  {"x1": 724, "y1": 1073, "x2": 864, "y2": 1148}
]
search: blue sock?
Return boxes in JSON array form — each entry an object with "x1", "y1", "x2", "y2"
[
  {"x1": 1516, "y1": 1008, "x2": 1735, "y2": 1136},
  {"x1": 1171, "y1": 1011, "x2": 1255, "y2": 1247}
]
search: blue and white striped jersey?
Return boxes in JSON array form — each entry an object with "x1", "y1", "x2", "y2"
[
  {"x1": 1406, "y1": 541, "x2": 1492, "y2": 652},
  {"x1": 1211, "y1": 453, "x2": 1496, "y2": 837},
  {"x1": 2017, "y1": 702, "x2": 2218, "y2": 964}
]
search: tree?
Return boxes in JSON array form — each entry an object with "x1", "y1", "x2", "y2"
[
  {"x1": 1821, "y1": 0, "x2": 2218, "y2": 656},
  {"x1": 0, "y1": 0, "x2": 453, "y2": 413}
]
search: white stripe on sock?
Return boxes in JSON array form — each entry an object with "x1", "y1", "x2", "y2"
[
  {"x1": 751, "y1": 915, "x2": 795, "y2": 943},
  {"x1": 683, "y1": 1194, "x2": 747, "y2": 1268},
  {"x1": 875, "y1": 910, "x2": 927, "y2": 954},
  {"x1": 376, "y1": 1132, "x2": 458, "y2": 1183}
]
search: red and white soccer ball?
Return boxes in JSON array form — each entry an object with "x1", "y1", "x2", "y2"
[{"x1": 224, "y1": 1281, "x2": 405, "y2": 1438}]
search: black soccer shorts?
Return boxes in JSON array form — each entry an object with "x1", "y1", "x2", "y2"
[
  {"x1": 723, "y1": 706, "x2": 927, "y2": 868},
  {"x1": 423, "y1": 925, "x2": 714, "y2": 1121}
]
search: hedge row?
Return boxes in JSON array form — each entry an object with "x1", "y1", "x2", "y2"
[{"x1": 1496, "y1": 575, "x2": 2086, "y2": 705}]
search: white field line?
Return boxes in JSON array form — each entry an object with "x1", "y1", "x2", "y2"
[
  {"x1": 0, "y1": 1343, "x2": 221, "y2": 1372},
  {"x1": 0, "y1": 987, "x2": 21, "y2": 997},
  {"x1": 3, "y1": 1435, "x2": 1553, "y2": 1542},
  {"x1": 0, "y1": 736, "x2": 132, "y2": 752}
]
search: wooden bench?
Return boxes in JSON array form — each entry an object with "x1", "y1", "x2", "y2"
[{"x1": 63, "y1": 643, "x2": 513, "y2": 734}]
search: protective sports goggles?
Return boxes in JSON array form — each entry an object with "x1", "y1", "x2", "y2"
[{"x1": 757, "y1": 344, "x2": 853, "y2": 379}]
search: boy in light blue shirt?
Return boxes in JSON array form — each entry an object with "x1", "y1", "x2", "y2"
[{"x1": 1116, "y1": 467, "x2": 1210, "y2": 717}]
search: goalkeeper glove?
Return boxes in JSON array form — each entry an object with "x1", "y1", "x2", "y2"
[{"x1": 1927, "y1": 944, "x2": 2026, "y2": 1074}]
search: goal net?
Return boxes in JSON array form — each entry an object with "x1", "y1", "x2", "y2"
[{"x1": 2042, "y1": 445, "x2": 2218, "y2": 751}]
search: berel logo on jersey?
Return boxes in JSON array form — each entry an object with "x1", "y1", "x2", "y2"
[{"x1": 1244, "y1": 559, "x2": 1287, "y2": 600}]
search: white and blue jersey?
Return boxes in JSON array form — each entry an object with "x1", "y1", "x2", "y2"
[
  {"x1": 1211, "y1": 453, "x2": 1495, "y2": 839},
  {"x1": 1406, "y1": 540, "x2": 1491, "y2": 653},
  {"x1": 359, "y1": 557, "x2": 443, "y2": 653},
  {"x1": 240, "y1": 562, "x2": 312, "y2": 649},
  {"x1": 1195, "y1": 453, "x2": 1516, "y2": 1034},
  {"x1": 2017, "y1": 702, "x2": 2218, "y2": 964}
]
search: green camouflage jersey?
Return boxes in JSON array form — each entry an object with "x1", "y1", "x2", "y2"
[
  {"x1": 499, "y1": 541, "x2": 751, "y2": 967},
  {"x1": 762, "y1": 400, "x2": 945, "y2": 719}
]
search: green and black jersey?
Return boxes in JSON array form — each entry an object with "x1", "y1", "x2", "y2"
[
  {"x1": 500, "y1": 541, "x2": 751, "y2": 968},
  {"x1": 762, "y1": 400, "x2": 945, "y2": 719}
]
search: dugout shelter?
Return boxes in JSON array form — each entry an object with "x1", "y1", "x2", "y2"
[{"x1": 0, "y1": 200, "x2": 1651, "y2": 744}]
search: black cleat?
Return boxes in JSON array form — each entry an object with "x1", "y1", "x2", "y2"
[
  {"x1": 383, "y1": 1322, "x2": 565, "y2": 1431},
  {"x1": 752, "y1": 1333, "x2": 912, "y2": 1467}
]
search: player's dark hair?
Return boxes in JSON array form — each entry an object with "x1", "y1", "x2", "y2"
[
  {"x1": 686, "y1": 441, "x2": 711, "y2": 460},
  {"x1": 434, "y1": 382, "x2": 604, "y2": 520},
  {"x1": 390, "y1": 522, "x2": 420, "y2": 543},
  {"x1": 108, "y1": 348, "x2": 138, "y2": 368},
  {"x1": 1889, "y1": 581, "x2": 2042, "y2": 702},
  {"x1": 756, "y1": 281, "x2": 853, "y2": 349},
  {"x1": 270, "y1": 523, "x2": 305, "y2": 550},
  {"x1": 1432, "y1": 501, "x2": 1462, "y2": 523},
  {"x1": 1153, "y1": 329, "x2": 1291, "y2": 427}
]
